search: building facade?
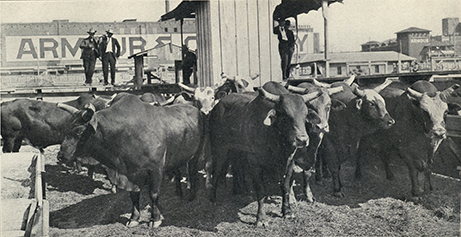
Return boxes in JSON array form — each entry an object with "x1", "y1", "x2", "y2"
[{"x1": 0, "y1": 19, "x2": 197, "y2": 74}]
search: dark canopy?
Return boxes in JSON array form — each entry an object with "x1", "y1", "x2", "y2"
[
  {"x1": 161, "y1": 0, "x2": 198, "y2": 21},
  {"x1": 273, "y1": 0, "x2": 342, "y2": 21}
]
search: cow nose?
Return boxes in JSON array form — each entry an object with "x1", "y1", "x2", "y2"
[
  {"x1": 388, "y1": 119, "x2": 395, "y2": 126},
  {"x1": 295, "y1": 134, "x2": 309, "y2": 147},
  {"x1": 433, "y1": 128, "x2": 447, "y2": 139}
]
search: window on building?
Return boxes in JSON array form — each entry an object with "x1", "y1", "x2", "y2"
[
  {"x1": 174, "y1": 28, "x2": 178, "y2": 32},
  {"x1": 374, "y1": 65, "x2": 379, "y2": 74},
  {"x1": 165, "y1": 28, "x2": 168, "y2": 32},
  {"x1": 337, "y1": 66, "x2": 342, "y2": 75}
]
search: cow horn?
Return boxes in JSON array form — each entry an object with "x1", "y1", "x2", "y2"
[
  {"x1": 286, "y1": 85, "x2": 308, "y2": 93},
  {"x1": 327, "y1": 86, "x2": 344, "y2": 95},
  {"x1": 57, "y1": 103, "x2": 79, "y2": 114},
  {"x1": 260, "y1": 87, "x2": 280, "y2": 102},
  {"x1": 159, "y1": 95, "x2": 176, "y2": 106},
  {"x1": 373, "y1": 78, "x2": 394, "y2": 93},
  {"x1": 440, "y1": 84, "x2": 460, "y2": 102},
  {"x1": 302, "y1": 91, "x2": 321, "y2": 102},
  {"x1": 344, "y1": 75, "x2": 356, "y2": 86},
  {"x1": 106, "y1": 93, "x2": 118, "y2": 107},
  {"x1": 407, "y1": 87, "x2": 423, "y2": 99},
  {"x1": 312, "y1": 79, "x2": 331, "y2": 88},
  {"x1": 178, "y1": 83, "x2": 196, "y2": 93},
  {"x1": 353, "y1": 87, "x2": 366, "y2": 97}
]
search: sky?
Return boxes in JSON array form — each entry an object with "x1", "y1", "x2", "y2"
[{"x1": 1, "y1": 0, "x2": 460, "y2": 52}]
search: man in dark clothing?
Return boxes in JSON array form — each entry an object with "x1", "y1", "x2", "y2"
[
  {"x1": 181, "y1": 45, "x2": 197, "y2": 85},
  {"x1": 99, "y1": 29, "x2": 121, "y2": 86},
  {"x1": 274, "y1": 19, "x2": 295, "y2": 80},
  {"x1": 80, "y1": 28, "x2": 99, "y2": 86}
]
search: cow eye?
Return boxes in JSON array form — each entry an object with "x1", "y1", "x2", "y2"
[{"x1": 368, "y1": 101, "x2": 375, "y2": 106}]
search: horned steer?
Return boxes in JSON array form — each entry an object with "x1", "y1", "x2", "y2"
[
  {"x1": 318, "y1": 81, "x2": 395, "y2": 197},
  {"x1": 57, "y1": 93, "x2": 207, "y2": 228},
  {"x1": 356, "y1": 81, "x2": 461, "y2": 197},
  {"x1": 208, "y1": 86, "x2": 321, "y2": 226},
  {"x1": 1, "y1": 94, "x2": 107, "y2": 153}
]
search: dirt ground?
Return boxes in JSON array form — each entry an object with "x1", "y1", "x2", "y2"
[{"x1": 1, "y1": 142, "x2": 460, "y2": 237}]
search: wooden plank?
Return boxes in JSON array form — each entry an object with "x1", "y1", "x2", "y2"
[
  {"x1": 247, "y1": 0, "x2": 261, "y2": 84},
  {"x1": 219, "y1": 0, "x2": 237, "y2": 77},
  {"x1": 256, "y1": 0, "x2": 271, "y2": 86},
  {"x1": 269, "y1": 0, "x2": 282, "y2": 82},
  {"x1": 209, "y1": 0, "x2": 222, "y2": 86},
  {"x1": 235, "y1": 0, "x2": 250, "y2": 79}
]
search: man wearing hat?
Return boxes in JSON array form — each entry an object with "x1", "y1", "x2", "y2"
[
  {"x1": 274, "y1": 19, "x2": 295, "y2": 80},
  {"x1": 80, "y1": 28, "x2": 99, "y2": 85},
  {"x1": 99, "y1": 29, "x2": 121, "y2": 86}
]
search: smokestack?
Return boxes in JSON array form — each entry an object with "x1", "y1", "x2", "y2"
[{"x1": 165, "y1": 0, "x2": 170, "y2": 13}]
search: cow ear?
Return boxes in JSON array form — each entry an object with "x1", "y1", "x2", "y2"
[
  {"x1": 88, "y1": 117, "x2": 98, "y2": 133},
  {"x1": 306, "y1": 109, "x2": 321, "y2": 125},
  {"x1": 331, "y1": 99, "x2": 347, "y2": 111},
  {"x1": 263, "y1": 109, "x2": 276, "y2": 126},
  {"x1": 355, "y1": 98, "x2": 363, "y2": 110}
]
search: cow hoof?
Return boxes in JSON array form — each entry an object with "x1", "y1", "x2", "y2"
[
  {"x1": 306, "y1": 196, "x2": 315, "y2": 203},
  {"x1": 283, "y1": 212, "x2": 296, "y2": 219},
  {"x1": 149, "y1": 220, "x2": 162, "y2": 228},
  {"x1": 126, "y1": 220, "x2": 140, "y2": 228},
  {"x1": 333, "y1": 192, "x2": 345, "y2": 198},
  {"x1": 111, "y1": 185, "x2": 117, "y2": 194},
  {"x1": 255, "y1": 220, "x2": 268, "y2": 228}
]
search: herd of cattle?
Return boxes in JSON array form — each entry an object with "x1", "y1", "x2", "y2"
[{"x1": 1, "y1": 75, "x2": 460, "y2": 228}]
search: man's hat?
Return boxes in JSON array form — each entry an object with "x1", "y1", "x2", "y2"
[
  {"x1": 87, "y1": 28, "x2": 97, "y2": 34},
  {"x1": 106, "y1": 29, "x2": 114, "y2": 34}
]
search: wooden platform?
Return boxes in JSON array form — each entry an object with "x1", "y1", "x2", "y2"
[{"x1": 1, "y1": 152, "x2": 38, "y2": 237}]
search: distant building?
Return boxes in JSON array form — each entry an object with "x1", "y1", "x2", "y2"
[
  {"x1": 359, "y1": 18, "x2": 461, "y2": 71},
  {"x1": 291, "y1": 51, "x2": 416, "y2": 78}
]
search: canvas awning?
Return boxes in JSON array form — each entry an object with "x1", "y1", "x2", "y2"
[
  {"x1": 273, "y1": 0, "x2": 342, "y2": 21},
  {"x1": 161, "y1": 0, "x2": 199, "y2": 21}
]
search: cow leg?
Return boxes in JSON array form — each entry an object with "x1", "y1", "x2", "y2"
[
  {"x1": 408, "y1": 166, "x2": 422, "y2": 197},
  {"x1": 13, "y1": 137, "x2": 22, "y2": 152},
  {"x1": 302, "y1": 169, "x2": 315, "y2": 202},
  {"x1": 249, "y1": 163, "x2": 267, "y2": 227},
  {"x1": 127, "y1": 191, "x2": 141, "y2": 227},
  {"x1": 320, "y1": 138, "x2": 344, "y2": 197},
  {"x1": 231, "y1": 150, "x2": 247, "y2": 195},
  {"x1": 281, "y1": 159, "x2": 295, "y2": 219},
  {"x1": 2, "y1": 138, "x2": 15, "y2": 153},
  {"x1": 210, "y1": 148, "x2": 228, "y2": 203},
  {"x1": 423, "y1": 168, "x2": 433, "y2": 192},
  {"x1": 172, "y1": 169, "x2": 183, "y2": 198},
  {"x1": 87, "y1": 165, "x2": 95, "y2": 180},
  {"x1": 187, "y1": 155, "x2": 199, "y2": 201},
  {"x1": 148, "y1": 169, "x2": 164, "y2": 228}
]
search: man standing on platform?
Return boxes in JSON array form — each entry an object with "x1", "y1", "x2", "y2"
[
  {"x1": 80, "y1": 28, "x2": 99, "y2": 86},
  {"x1": 274, "y1": 19, "x2": 295, "y2": 80},
  {"x1": 99, "y1": 29, "x2": 121, "y2": 86}
]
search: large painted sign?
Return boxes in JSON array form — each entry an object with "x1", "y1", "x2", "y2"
[{"x1": 5, "y1": 34, "x2": 196, "y2": 62}]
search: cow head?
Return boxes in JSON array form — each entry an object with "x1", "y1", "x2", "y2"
[
  {"x1": 406, "y1": 82, "x2": 460, "y2": 152},
  {"x1": 353, "y1": 86, "x2": 395, "y2": 129},
  {"x1": 288, "y1": 82, "x2": 346, "y2": 134},
  {"x1": 178, "y1": 83, "x2": 216, "y2": 115},
  {"x1": 56, "y1": 102, "x2": 96, "y2": 165},
  {"x1": 259, "y1": 87, "x2": 321, "y2": 148},
  {"x1": 214, "y1": 73, "x2": 253, "y2": 100}
]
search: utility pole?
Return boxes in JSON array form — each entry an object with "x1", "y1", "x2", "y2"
[{"x1": 322, "y1": 0, "x2": 329, "y2": 77}]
